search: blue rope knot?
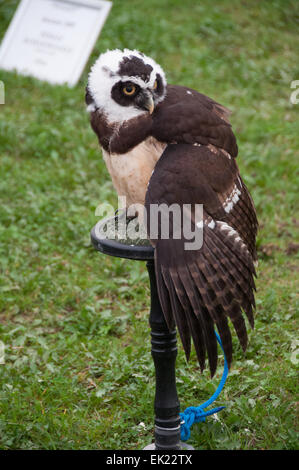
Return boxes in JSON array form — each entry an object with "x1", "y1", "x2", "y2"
[
  {"x1": 180, "y1": 331, "x2": 229, "y2": 441},
  {"x1": 180, "y1": 405, "x2": 226, "y2": 441}
]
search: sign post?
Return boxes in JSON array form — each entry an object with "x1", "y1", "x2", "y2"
[{"x1": 0, "y1": 0, "x2": 112, "y2": 87}]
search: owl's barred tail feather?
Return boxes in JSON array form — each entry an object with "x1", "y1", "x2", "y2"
[{"x1": 153, "y1": 221, "x2": 256, "y2": 377}]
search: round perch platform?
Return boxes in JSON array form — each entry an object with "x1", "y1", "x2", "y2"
[{"x1": 90, "y1": 216, "x2": 193, "y2": 450}]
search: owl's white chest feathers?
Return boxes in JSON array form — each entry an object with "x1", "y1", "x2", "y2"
[{"x1": 102, "y1": 137, "x2": 166, "y2": 208}]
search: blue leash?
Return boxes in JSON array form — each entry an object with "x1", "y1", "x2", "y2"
[{"x1": 180, "y1": 331, "x2": 229, "y2": 441}]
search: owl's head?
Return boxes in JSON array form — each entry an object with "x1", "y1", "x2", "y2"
[{"x1": 86, "y1": 49, "x2": 167, "y2": 124}]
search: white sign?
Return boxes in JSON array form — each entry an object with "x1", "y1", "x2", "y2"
[{"x1": 0, "y1": 0, "x2": 112, "y2": 87}]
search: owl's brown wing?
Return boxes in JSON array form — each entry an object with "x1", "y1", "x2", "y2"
[
  {"x1": 144, "y1": 143, "x2": 257, "y2": 376},
  {"x1": 152, "y1": 84, "x2": 238, "y2": 158}
]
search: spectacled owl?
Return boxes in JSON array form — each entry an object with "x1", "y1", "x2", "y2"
[{"x1": 86, "y1": 49, "x2": 258, "y2": 376}]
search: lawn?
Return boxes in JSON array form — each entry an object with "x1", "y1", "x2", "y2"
[{"x1": 0, "y1": 0, "x2": 298, "y2": 450}]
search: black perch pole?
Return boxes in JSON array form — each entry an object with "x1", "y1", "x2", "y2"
[
  {"x1": 146, "y1": 259, "x2": 181, "y2": 450},
  {"x1": 91, "y1": 217, "x2": 193, "y2": 450}
]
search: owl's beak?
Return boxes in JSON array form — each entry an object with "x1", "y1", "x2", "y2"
[
  {"x1": 138, "y1": 91, "x2": 155, "y2": 114},
  {"x1": 145, "y1": 95, "x2": 155, "y2": 114}
]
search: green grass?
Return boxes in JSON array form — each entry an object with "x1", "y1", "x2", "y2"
[{"x1": 0, "y1": 0, "x2": 298, "y2": 450}]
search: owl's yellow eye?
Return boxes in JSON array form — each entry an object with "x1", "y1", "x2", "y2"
[
  {"x1": 153, "y1": 80, "x2": 158, "y2": 90},
  {"x1": 123, "y1": 85, "x2": 136, "y2": 96}
]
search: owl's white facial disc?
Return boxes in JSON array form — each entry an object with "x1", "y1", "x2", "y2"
[{"x1": 87, "y1": 49, "x2": 167, "y2": 124}]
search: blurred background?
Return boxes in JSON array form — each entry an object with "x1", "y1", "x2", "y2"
[{"x1": 0, "y1": 0, "x2": 298, "y2": 450}]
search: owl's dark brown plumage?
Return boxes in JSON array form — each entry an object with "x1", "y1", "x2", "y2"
[{"x1": 86, "y1": 49, "x2": 258, "y2": 376}]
